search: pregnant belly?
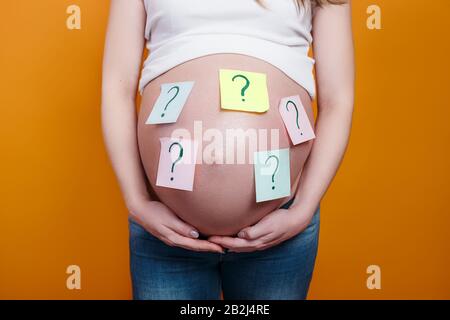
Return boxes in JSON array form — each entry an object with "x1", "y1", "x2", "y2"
[{"x1": 138, "y1": 54, "x2": 314, "y2": 236}]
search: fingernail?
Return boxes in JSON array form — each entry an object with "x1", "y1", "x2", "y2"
[
  {"x1": 190, "y1": 230, "x2": 199, "y2": 238},
  {"x1": 238, "y1": 231, "x2": 245, "y2": 238}
]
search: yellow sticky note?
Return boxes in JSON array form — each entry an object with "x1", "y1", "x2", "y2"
[{"x1": 219, "y1": 69, "x2": 270, "y2": 113}]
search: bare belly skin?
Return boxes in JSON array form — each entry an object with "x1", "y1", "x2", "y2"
[{"x1": 138, "y1": 54, "x2": 314, "y2": 236}]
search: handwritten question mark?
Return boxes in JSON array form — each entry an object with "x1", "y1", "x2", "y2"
[
  {"x1": 286, "y1": 100, "x2": 303, "y2": 135},
  {"x1": 161, "y1": 86, "x2": 180, "y2": 118},
  {"x1": 265, "y1": 155, "x2": 280, "y2": 190},
  {"x1": 168, "y1": 142, "x2": 184, "y2": 181},
  {"x1": 232, "y1": 74, "x2": 250, "y2": 102}
]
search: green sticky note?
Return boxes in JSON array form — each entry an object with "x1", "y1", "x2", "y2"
[
  {"x1": 254, "y1": 149, "x2": 291, "y2": 203},
  {"x1": 219, "y1": 69, "x2": 270, "y2": 113}
]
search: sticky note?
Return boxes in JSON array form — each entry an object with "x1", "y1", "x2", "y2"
[
  {"x1": 279, "y1": 95, "x2": 316, "y2": 145},
  {"x1": 146, "y1": 81, "x2": 194, "y2": 124},
  {"x1": 156, "y1": 137, "x2": 199, "y2": 191},
  {"x1": 254, "y1": 149, "x2": 291, "y2": 203},
  {"x1": 219, "y1": 69, "x2": 269, "y2": 113}
]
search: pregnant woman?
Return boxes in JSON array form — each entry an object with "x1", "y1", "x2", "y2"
[{"x1": 102, "y1": 0, "x2": 354, "y2": 300}]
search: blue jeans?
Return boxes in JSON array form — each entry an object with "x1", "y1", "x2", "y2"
[{"x1": 128, "y1": 199, "x2": 320, "y2": 300}]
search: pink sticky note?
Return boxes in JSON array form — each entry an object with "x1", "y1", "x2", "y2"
[
  {"x1": 279, "y1": 95, "x2": 315, "y2": 145},
  {"x1": 156, "y1": 137, "x2": 199, "y2": 191}
]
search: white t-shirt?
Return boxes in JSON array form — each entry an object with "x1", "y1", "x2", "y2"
[{"x1": 139, "y1": 0, "x2": 316, "y2": 98}]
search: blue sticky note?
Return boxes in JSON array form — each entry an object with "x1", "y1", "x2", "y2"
[
  {"x1": 146, "y1": 81, "x2": 194, "y2": 124},
  {"x1": 254, "y1": 149, "x2": 291, "y2": 203}
]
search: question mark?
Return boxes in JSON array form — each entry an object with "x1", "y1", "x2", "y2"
[
  {"x1": 286, "y1": 100, "x2": 302, "y2": 135},
  {"x1": 168, "y1": 142, "x2": 184, "y2": 181},
  {"x1": 265, "y1": 155, "x2": 279, "y2": 190},
  {"x1": 161, "y1": 86, "x2": 180, "y2": 118},
  {"x1": 232, "y1": 74, "x2": 250, "y2": 102}
]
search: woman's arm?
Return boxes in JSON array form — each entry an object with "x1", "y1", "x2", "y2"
[
  {"x1": 209, "y1": 1, "x2": 354, "y2": 252},
  {"x1": 291, "y1": 0, "x2": 355, "y2": 215},
  {"x1": 101, "y1": 0, "x2": 223, "y2": 253},
  {"x1": 101, "y1": 0, "x2": 149, "y2": 209}
]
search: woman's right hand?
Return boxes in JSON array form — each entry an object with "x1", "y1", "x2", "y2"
[{"x1": 128, "y1": 200, "x2": 224, "y2": 253}]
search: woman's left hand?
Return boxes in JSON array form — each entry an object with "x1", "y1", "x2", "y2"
[{"x1": 208, "y1": 205, "x2": 315, "y2": 252}]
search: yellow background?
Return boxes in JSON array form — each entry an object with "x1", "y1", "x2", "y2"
[{"x1": 1, "y1": 0, "x2": 449, "y2": 299}]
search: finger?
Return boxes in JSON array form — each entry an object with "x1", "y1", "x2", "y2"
[
  {"x1": 256, "y1": 237, "x2": 285, "y2": 251},
  {"x1": 237, "y1": 219, "x2": 273, "y2": 240},
  {"x1": 164, "y1": 217, "x2": 200, "y2": 239},
  {"x1": 166, "y1": 232, "x2": 224, "y2": 253},
  {"x1": 208, "y1": 236, "x2": 248, "y2": 248},
  {"x1": 257, "y1": 232, "x2": 295, "y2": 251},
  {"x1": 232, "y1": 236, "x2": 283, "y2": 253},
  {"x1": 209, "y1": 233, "x2": 277, "y2": 252}
]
